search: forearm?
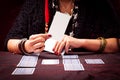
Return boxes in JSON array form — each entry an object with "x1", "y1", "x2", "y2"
[
  {"x1": 81, "y1": 39, "x2": 100, "y2": 52},
  {"x1": 104, "y1": 38, "x2": 119, "y2": 52},
  {"x1": 7, "y1": 39, "x2": 21, "y2": 54},
  {"x1": 81, "y1": 38, "x2": 119, "y2": 52}
]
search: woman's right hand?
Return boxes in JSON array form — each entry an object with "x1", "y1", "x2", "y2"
[{"x1": 24, "y1": 34, "x2": 51, "y2": 53}]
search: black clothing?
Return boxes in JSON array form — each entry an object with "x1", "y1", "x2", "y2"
[{"x1": 5, "y1": 0, "x2": 120, "y2": 51}]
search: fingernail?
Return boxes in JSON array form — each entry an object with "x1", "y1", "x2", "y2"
[
  {"x1": 53, "y1": 48, "x2": 54, "y2": 51},
  {"x1": 57, "y1": 51, "x2": 59, "y2": 55},
  {"x1": 57, "y1": 53, "x2": 60, "y2": 56},
  {"x1": 48, "y1": 34, "x2": 52, "y2": 37}
]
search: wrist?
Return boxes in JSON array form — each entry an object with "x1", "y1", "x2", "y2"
[
  {"x1": 18, "y1": 38, "x2": 31, "y2": 55},
  {"x1": 77, "y1": 39, "x2": 87, "y2": 48},
  {"x1": 7, "y1": 39, "x2": 21, "y2": 54}
]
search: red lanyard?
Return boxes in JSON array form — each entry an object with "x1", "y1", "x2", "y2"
[{"x1": 45, "y1": 0, "x2": 49, "y2": 33}]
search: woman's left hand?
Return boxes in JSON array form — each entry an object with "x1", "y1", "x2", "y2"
[{"x1": 53, "y1": 35, "x2": 84, "y2": 55}]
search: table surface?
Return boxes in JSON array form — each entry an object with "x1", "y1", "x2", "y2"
[{"x1": 0, "y1": 51, "x2": 120, "y2": 80}]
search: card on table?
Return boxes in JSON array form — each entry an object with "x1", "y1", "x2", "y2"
[
  {"x1": 62, "y1": 55, "x2": 79, "y2": 59},
  {"x1": 41, "y1": 59, "x2": 59, "y2": 65},
  {"x1": 63, "y1": 64, "x2": 84, "y2": 71},
  {"x1": 63, "y1": 59, "x2": 81, "y2": 64},
  {"x1": 63, "y1": 59, "x2": 84, "y2": 71},
  {"x1": 17, "y1": 55, "x2": 38, "y2": 67},
  {"x1": 12, "y1": 68, "x2": 35, "y2": 75},
  {"x1": 85, "y1": 59, "x2": 105, "y2": 64},
  {"x1": 62, "y1": 55, "x2": 84, "y2": 71}
]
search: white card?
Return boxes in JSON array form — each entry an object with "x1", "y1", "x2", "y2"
[
  {"x1": 12, "y1": 68, "x2": 35, "y2": 75},
  {"x1": 44, "y1": 38, "x2": 57, "y2": 53},
  {"x1": 62, "y1": 55, "x2": 78, "y2": 59},
  {"x1": 62, "y1": 55, "x2": 85, "y2": 71},
  {"x1": 44, "y1": 11, "x2": 71, "y2": 53},
  {"x1": 48, "y1": 11, "x2": 72, "y2": 41},
  {"x1": 63, "y1": 59, "x2": 81, "y2": 64},
  {"x1": 64, "y1": 64, "x2": 84, "y2": 71},
  {"x1": 85, "y1": 59, "x2": 105, "y2": 64},
  {"x1": 17, "y1": 55, "x2": 38, "y2": 67},
  {"x1": 41, "y1": 59, "x2": 59, "y2": 65}
]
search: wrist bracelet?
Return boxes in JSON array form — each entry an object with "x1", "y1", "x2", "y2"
[
  {"x1": 97, "y1": 37, "x2": 107, "y2": 52},
  {"x1": 18, "y1": 38, "x2": 30, "y2": 55}
]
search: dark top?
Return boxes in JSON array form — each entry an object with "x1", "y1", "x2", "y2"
[{"x1": 4, "y1": 0, "x2": 120, "y2": 51}]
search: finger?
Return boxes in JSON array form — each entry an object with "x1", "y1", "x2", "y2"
[
  {"x1": 29, "y1": 34, "x2": 40, "y2": 40},
  {"x1": 41, "y1": 34, "x2": 52, "y2": 40},
  {"x1": 33, "y1": 42, "x2": 45, "y2": 50},
  {"x1": 33, "y1": 46, "x2": 45, "y2": 53},
  {"x1": 33, "y1": 37, "x2": 45, "y2": 43},
  {"x1": 29, "y1": 37, "x2": 46, "y2": 46},
  {"x1": 54, "y1": 37, "x2": 66, "y2": 55},
  {"x1": 57, "y1": 41, "x2": 66, "y2": 55},
  {"x1": 53, "y1": 41, "x2": 58, "y2": 52},
  {"x1": 29, "y1": 34, "x2": 51, "y2": 40},
  {"x1": 65, "y1": 41, "x2": 70, "y2": 53},
  {"x1": 54, "y1": 41, "x2": 61, "y2": 55}
]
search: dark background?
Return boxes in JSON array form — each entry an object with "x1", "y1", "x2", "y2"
[
  {"x1": 0, "y1": 0, "x2": 120, "y2": 51},
  {"x1": 0, "y1": 0, "x2": 24, "y2": 51}
]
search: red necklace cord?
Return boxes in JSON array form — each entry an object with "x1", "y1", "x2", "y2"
[{"x1": 45, "y1": 0, "x2": 49, "y2": 33}]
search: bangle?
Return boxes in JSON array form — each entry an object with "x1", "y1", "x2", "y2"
[
  {"x1": 18, "y1": 38, "x2": 30, "y2": 55},
  {"x1": 97, "y1": 37, "x2": 107, "y2": 52}
]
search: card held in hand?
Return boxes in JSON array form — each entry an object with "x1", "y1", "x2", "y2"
[{"x1": 44, "y1": 11, "x2": 72, "y2": 53}]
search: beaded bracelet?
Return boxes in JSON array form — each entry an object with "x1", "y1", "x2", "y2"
[
  {"x1": 97, "y1": 37, "x2": 107, "y2": 52},
  {"x1": 18, "y1": 38, "x2": 30, "y2": 55}
]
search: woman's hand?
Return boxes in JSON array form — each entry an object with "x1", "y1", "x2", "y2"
[
  {"x1": 24, "y1": 34, "x2": 51, "y2": 53},
  {"x1": 53, "y1": 35, "x2": 85, "y2": 55}
]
